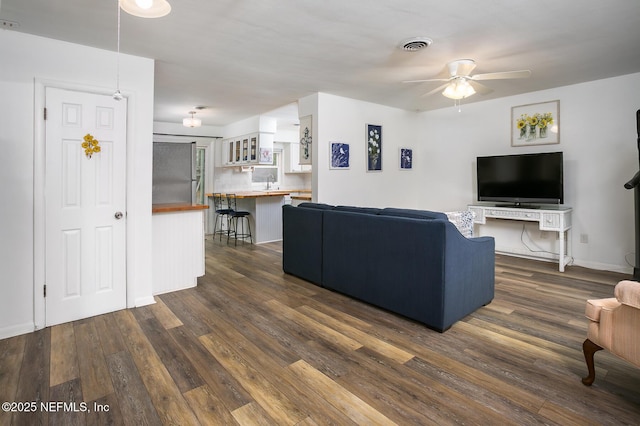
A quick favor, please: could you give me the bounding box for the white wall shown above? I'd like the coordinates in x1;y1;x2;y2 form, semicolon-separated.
422;74;640;273
306;73;640;273
0;30;156;339
301;93;421;206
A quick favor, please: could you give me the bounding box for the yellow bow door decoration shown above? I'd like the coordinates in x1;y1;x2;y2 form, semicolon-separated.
82;134;101;159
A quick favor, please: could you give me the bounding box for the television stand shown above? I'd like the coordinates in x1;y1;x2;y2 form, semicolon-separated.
495;203;541;209
468;204;572;272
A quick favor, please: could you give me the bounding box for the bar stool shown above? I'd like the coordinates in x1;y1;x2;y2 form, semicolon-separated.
226;194;253;245
212;193;232;241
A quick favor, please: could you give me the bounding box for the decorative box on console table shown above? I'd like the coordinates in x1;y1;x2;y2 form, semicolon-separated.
468;204;572;272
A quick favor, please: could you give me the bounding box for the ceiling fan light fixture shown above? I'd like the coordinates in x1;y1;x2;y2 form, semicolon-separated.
183;111;202;128
135;0;153;9
120;0;171;18
442;78;476;100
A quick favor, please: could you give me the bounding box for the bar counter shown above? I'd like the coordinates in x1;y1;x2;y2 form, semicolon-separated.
151;203;208;295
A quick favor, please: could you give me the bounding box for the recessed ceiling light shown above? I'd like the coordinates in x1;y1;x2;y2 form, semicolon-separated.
399;37;433;52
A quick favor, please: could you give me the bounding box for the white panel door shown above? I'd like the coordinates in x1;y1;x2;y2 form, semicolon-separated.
45;88;127;326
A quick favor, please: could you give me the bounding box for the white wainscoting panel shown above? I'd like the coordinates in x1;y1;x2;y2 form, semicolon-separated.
152;210;205;295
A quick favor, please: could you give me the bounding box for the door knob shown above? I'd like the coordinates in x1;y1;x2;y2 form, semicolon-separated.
115;211;124;220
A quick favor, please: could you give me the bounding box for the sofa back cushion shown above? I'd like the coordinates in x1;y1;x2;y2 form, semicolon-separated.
298;202;335;210
378;207;448;221
334;205;382;215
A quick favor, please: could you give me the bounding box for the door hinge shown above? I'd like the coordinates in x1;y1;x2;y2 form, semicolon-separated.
43;285;47;298
43;107;47;120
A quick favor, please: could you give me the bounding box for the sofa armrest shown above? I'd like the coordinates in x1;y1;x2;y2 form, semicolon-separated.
282;204;326;285
442;224;495;328
585;297;619;322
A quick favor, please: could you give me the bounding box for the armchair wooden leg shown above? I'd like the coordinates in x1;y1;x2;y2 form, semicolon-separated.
582;338;603;386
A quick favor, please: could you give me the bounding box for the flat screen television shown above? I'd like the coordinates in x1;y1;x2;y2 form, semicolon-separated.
476;152;563;206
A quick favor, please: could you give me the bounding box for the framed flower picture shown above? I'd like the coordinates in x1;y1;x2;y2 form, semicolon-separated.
329;142;349;169
259;147;273;164
400;148;412;170
366;124;382;171
511;100;560;147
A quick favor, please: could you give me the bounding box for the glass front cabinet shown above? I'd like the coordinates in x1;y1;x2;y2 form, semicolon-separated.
222;132;272;166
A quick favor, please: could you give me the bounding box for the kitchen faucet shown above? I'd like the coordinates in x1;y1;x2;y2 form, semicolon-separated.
266;175;272;190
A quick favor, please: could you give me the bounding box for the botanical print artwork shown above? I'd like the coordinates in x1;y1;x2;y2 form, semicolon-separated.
367;124;382;171
299;115;312;164
259;147;273;164
516;112;553;140
400;148;412;170
511;100;560;146
330;142;349;169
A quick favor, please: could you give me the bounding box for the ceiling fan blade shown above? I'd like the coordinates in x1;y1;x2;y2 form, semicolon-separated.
471;70;531;81
468;80;493;95
402;78;450;84
421;83;450;97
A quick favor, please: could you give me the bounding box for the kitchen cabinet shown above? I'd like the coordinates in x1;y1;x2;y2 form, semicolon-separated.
222;133;272;166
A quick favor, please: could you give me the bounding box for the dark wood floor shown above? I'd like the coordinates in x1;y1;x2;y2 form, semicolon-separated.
2;237;640;425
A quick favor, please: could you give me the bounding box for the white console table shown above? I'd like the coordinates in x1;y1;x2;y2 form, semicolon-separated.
468;204;572;272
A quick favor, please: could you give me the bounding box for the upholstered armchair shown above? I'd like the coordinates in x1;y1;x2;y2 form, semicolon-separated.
582;280;640;385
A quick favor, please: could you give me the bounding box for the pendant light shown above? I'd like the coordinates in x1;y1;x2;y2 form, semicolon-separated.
183;111;202;128
120;0;171;18
113;0;123;101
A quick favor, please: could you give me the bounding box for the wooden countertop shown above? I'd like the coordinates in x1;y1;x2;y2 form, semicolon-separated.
206;190;306;199
291;195;312;200
152;203;209;214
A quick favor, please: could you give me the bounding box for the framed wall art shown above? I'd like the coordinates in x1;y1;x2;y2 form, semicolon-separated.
329;142;350;169
299;115;312;164
511;100;560;147
400;148;413;170
259;147;273;164
366;124;382;171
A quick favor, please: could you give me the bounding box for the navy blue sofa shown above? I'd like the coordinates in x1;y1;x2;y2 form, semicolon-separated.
282;202;495;332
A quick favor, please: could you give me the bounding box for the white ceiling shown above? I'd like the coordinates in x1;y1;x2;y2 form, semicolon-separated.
2;0;640;128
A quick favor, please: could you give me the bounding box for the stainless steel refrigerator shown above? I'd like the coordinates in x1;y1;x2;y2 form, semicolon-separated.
152;141;196;204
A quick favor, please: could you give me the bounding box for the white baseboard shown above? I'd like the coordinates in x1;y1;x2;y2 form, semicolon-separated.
498;247;633;276
572;259;633;276
0;322;35;340
134;296;156;307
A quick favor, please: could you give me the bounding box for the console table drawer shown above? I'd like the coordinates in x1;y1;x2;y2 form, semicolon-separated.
542;213;561;230
486;209;540;220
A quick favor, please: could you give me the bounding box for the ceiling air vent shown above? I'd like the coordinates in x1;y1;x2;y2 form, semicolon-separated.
399;37;432;52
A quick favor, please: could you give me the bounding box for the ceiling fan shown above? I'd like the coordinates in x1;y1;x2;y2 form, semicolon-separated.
403;59;531;100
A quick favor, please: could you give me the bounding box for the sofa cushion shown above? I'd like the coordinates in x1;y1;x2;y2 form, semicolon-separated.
334;205;382;215
615;280;640;309
378;207;448;221
298;202;335;210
